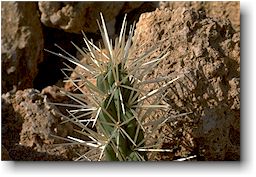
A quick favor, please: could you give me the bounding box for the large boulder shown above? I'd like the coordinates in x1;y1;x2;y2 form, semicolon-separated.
1;2;44;93
133;7;240;160
38;2;144;35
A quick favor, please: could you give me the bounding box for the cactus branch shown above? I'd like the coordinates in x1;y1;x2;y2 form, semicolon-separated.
46;13;188;161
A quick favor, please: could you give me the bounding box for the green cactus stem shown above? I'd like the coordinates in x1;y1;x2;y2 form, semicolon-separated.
96;63;145;160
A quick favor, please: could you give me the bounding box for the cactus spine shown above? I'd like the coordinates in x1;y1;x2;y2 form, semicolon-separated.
47;13;183;161
96;62;145;160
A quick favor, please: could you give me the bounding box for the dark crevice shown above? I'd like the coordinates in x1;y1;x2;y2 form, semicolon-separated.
115;2;158;35
33;26;99;91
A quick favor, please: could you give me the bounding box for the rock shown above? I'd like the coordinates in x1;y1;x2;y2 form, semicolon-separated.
133;7;240;160
1;91;23;151
1;88;89;160
1;2;44;93
159;1;240;32
38;2;143;35
1;145;11;160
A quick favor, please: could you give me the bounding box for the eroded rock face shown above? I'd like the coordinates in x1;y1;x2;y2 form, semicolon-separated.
38;2;143;35
1;2;44;93
1;88;89;160
159;1;240;32
133;8;240;160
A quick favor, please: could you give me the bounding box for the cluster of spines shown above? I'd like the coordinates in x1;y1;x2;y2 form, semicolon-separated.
46;13;183;161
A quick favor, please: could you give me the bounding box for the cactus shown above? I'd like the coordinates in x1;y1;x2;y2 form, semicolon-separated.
46;13;183;161
96;62;143;161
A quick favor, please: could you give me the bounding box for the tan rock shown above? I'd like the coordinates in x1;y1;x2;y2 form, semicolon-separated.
133;7;240;160
1;2;44;93
38;2;143;35
159;1;240;32
1;88;89;160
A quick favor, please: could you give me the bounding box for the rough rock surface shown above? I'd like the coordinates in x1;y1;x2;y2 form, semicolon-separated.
1;2;44;93
133;7;240;160
159;1;240;32
1;88;88;160
38;2;143;35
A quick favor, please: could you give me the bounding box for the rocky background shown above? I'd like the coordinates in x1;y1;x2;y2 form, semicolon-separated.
1;1;240;161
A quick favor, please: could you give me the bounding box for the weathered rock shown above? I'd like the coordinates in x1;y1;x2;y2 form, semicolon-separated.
159;1;240;32
133;7;240;160
1;88;89;160
1;2;44;93
38;2;143;35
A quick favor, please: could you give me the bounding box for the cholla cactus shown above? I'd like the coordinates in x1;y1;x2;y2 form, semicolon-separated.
46;13;183;161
